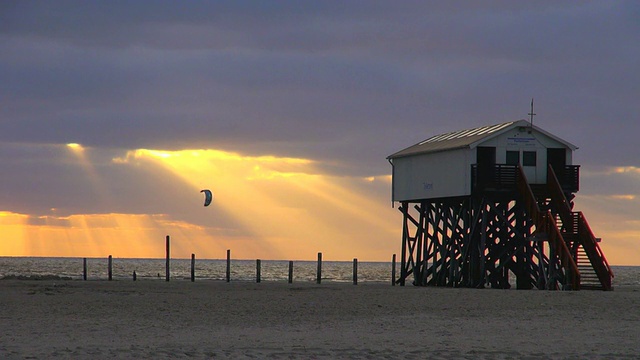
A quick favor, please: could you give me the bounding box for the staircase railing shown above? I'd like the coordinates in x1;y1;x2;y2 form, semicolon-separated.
546;165;575;228
546;165;613;290
577;213;613;290
516;165;580;290
541;210;581;289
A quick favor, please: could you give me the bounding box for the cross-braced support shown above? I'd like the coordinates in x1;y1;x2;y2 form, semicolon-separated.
398;195;574;290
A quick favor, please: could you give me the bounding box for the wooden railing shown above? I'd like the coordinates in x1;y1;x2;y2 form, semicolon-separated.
577;212;613;290
546;165;575;226
546;165;613;290
472;164;579;193
541;210;581;289
470;163;606;290
516;165;580;290
471;164;518;191
554;165;580;193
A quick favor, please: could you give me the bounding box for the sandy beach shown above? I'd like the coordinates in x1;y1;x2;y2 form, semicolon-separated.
0;280;638;359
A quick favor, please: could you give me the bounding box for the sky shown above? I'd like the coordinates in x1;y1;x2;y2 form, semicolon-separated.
1;1;639;264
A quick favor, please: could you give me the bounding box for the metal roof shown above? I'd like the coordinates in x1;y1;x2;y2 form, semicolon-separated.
387;120;577;159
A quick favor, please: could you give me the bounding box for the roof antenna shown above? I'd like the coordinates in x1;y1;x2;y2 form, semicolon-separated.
528;98;536;127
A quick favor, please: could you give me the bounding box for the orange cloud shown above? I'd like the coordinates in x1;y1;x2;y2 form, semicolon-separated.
1;148;400;261
4;145;639;266
113;148;399;261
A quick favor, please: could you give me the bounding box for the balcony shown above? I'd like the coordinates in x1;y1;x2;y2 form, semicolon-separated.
471;164;579;194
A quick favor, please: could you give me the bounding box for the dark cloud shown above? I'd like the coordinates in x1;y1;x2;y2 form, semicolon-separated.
1;1;639;218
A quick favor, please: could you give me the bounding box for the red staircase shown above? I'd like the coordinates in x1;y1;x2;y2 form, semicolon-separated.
545;165;614;290
515;165;580;290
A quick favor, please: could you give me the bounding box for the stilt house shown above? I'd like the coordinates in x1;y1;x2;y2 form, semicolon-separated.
387;119;613;290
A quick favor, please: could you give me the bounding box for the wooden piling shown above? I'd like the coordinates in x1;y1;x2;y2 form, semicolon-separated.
256;259;261;283
133;270;137;281
392;254;396;286
165;235;170;282
108;255;113;281
353;258;358;285
226;249;231;282
288;261;294;284
83;258;87;281
191;254;195;282
316;252;322;284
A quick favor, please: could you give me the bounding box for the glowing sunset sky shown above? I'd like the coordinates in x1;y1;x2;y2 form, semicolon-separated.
1;1;639;263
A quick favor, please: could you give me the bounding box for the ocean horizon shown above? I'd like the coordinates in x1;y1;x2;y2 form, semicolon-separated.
1;256;638;287
0;256;396;283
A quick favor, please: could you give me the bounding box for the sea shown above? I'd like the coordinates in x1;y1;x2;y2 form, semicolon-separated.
0;257;395;283
0;257;638;287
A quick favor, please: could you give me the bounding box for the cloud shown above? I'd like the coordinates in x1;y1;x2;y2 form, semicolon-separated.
609;195;636;201
579;166;640;198
613;166;640;175
2;2;638;170
0;145;400;260
1;1;639;262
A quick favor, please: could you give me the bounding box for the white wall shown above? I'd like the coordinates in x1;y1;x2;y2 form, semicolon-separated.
391;125;576;201
479;126;571;184
392;148;470;201
391;125;576;202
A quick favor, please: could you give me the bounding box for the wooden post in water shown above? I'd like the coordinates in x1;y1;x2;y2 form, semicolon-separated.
108;255;113;281
353;258;358;285
83;258;87;281
288;261;294;284
133;270;137;281
316;252;322;284
191;254;196;282
165;235;170;282
391;254;396;286
256;259;261;283
226;249;231;282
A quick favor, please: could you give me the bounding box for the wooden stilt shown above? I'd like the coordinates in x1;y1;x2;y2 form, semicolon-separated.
316;252;322;284
191;254;195;282
353;258;358;285
256;259;261;283
288;261;294;284
165;235;170;282
83;258;87;281
391;254;396;286
226;249;231;283
108;255;112;281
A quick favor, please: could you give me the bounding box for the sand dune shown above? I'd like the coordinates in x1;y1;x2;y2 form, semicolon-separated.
0;280;638;359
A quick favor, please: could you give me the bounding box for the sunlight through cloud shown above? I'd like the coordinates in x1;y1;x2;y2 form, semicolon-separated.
2;147;399;261
113;148;398;260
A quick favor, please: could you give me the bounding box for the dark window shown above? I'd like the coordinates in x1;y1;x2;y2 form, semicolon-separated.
523;151;537;166
547;148;566;172
506;151;519;165
477;147;496;166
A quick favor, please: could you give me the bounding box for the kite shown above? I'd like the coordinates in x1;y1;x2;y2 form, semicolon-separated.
200;189;213;207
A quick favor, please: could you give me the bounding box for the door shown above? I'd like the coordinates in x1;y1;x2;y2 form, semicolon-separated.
476;147;496;187
477;146;496;166
547;148;566;172
547;148;567;185
522;150;538;183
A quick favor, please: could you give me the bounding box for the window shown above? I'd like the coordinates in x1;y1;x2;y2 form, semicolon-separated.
523;151;537;167
506;151;519;165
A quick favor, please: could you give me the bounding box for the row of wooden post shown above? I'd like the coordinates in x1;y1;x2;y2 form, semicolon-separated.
84;236;399;285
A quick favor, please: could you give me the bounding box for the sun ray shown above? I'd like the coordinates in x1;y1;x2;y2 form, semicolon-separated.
0;211;29;255
65;143;113;209
114;148;399;260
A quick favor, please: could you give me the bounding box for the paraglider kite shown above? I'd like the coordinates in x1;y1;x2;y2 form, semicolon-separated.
200;189;213;207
